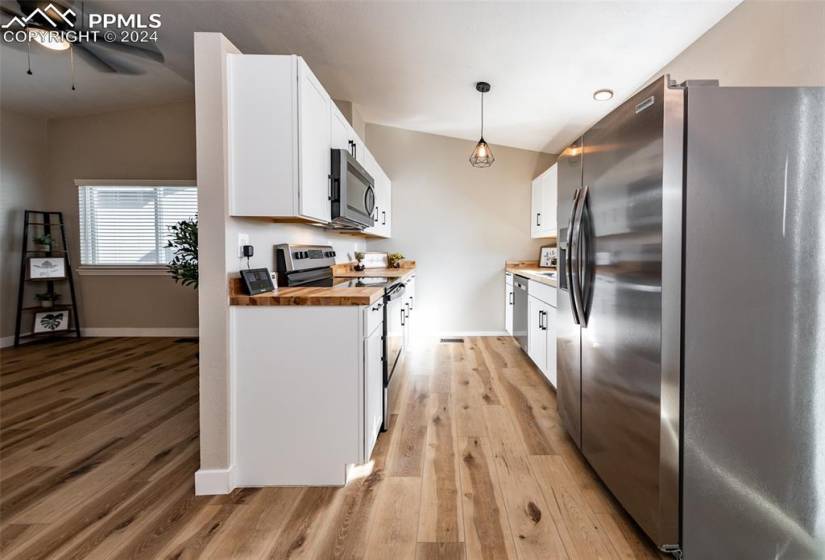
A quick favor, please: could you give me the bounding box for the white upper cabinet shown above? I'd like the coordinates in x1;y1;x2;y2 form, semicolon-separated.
361;147;392;238
227;54;391;235
331;104;353;151
297;62;332;223
530;163;558;238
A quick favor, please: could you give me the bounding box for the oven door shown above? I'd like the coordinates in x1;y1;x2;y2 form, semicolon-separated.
385;283;406;381
330;149;375;229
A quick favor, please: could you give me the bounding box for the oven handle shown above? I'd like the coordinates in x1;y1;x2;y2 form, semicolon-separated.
385;282;406;301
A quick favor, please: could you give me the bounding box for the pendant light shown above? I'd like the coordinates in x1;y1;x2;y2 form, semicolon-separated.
469;82;495;168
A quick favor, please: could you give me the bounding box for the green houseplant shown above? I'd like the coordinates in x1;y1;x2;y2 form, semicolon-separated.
167;216;198;289
35;292;60;308
387;252;405;268
354;251;366;271
33;234;53;251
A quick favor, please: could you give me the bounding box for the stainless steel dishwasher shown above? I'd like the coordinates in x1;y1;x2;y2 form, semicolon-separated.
513;275;528;350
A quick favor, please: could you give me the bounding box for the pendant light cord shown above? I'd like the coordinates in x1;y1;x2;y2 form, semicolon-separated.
480;90;484;138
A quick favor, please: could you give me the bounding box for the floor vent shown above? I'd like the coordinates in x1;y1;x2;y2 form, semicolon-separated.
440;338;465;343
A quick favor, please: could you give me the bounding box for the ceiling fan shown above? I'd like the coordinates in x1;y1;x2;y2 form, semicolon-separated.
0;0;165;76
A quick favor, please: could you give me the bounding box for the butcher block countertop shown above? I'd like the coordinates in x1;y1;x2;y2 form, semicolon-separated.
229;262;416;306
332;263;415;280
505;260;558;288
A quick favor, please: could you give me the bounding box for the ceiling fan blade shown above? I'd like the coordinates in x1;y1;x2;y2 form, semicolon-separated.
0;4;24;19
73;42;117;73
92;40;165;64
74;42;146;75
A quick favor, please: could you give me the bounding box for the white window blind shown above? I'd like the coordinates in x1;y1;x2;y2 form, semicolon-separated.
78;185;197;266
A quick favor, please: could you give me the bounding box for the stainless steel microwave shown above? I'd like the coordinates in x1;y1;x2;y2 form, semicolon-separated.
329;149;375;230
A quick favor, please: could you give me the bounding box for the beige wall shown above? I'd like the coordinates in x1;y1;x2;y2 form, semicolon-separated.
0;110;49;342
657;0;825;86
45;101;199;332
365;123;555;334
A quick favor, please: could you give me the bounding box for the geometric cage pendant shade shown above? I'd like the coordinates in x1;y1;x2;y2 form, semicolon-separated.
469;81;495;168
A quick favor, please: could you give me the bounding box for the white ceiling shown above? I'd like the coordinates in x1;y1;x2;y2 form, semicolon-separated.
0;1;740;153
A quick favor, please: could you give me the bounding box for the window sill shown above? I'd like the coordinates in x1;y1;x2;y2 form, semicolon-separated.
77;266;170;276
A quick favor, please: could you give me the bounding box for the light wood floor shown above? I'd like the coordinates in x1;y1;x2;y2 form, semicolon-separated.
0;336;661;559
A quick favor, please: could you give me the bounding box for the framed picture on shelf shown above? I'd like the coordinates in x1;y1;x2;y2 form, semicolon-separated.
33;310;70;334
28;257;66;279
538;245;558;268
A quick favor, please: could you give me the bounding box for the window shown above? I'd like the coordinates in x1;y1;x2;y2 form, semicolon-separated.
77;182;197;268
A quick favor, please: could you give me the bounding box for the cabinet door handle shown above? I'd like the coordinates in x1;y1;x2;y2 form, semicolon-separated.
537;212;541;227
509;291;514;305
401;308;406;326
328;174;332;201
382;211;386;225
410;295;414;310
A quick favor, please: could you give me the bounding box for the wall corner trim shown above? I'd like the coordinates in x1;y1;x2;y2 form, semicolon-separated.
194;465;237;495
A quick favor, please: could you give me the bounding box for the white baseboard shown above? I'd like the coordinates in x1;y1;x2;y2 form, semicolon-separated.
83;328;199;338
0;328;198;349
195;465;237;495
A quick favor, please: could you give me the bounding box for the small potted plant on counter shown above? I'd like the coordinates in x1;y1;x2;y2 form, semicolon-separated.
387;252;405;268
35;292;60;308
33;234;53;252
354;251;366;271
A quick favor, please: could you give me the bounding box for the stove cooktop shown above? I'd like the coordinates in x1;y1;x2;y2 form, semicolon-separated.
295;276;397;289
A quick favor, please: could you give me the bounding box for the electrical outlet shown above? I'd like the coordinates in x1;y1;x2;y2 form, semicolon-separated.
238;233;249;258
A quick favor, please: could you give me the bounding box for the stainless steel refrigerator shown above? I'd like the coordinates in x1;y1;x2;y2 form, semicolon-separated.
556;76;825;558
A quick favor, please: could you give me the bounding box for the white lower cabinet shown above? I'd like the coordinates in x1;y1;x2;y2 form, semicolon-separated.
401;274;415;348
544;306;557;387
528;295;550;373
364;310;384;460
233;302;384;487
505;273;514;335
526;280;557;387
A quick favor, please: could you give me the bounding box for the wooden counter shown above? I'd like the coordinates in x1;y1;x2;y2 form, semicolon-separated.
505;260;557;287
228;264;415;306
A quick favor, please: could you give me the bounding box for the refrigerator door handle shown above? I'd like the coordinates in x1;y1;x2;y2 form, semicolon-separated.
566;188;582;325
571;184;589;327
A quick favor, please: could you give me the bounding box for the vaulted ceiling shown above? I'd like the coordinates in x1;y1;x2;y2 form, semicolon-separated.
0;1;739;152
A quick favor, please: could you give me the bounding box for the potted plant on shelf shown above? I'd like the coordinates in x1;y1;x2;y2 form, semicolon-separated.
354;251;366;271
387;252;405;268
35;292;60;308
167;216;198;289
33;234;53;252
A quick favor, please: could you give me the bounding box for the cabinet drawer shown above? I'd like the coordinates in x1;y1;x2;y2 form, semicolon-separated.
528;280;557;307
364;299;385;335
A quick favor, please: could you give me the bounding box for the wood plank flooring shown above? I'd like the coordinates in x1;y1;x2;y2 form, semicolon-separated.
0;336;662;559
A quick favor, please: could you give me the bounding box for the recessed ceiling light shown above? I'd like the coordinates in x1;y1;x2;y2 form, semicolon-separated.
593;89;614;101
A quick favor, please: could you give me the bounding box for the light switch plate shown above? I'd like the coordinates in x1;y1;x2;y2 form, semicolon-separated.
238;233;250;257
